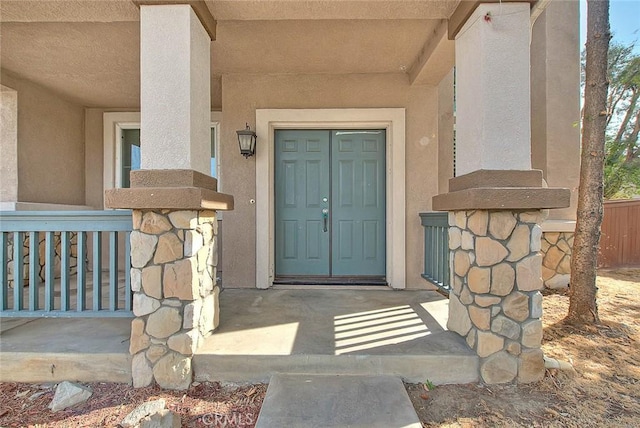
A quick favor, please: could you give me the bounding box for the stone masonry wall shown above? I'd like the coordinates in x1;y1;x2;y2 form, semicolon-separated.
541;232;574;290
129;209;219;390
6;232;78;288
447;210;545;384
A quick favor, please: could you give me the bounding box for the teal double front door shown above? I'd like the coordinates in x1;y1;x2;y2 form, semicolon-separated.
275;130;386;282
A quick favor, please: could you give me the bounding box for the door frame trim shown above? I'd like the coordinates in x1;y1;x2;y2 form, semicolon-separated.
256;108;406;289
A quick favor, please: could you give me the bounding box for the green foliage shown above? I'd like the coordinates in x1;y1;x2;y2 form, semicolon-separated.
604;140;640;199
595;40;640;199
424;379;436;391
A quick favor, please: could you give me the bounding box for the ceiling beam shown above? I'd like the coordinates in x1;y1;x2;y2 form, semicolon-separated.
448;0;536;40
530;0;552;27
408;20;454;86
132;0;216;40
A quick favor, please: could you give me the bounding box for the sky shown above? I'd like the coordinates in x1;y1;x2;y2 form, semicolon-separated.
580;0;640;52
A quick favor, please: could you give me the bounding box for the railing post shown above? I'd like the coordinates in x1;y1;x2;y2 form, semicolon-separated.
28;231;39;311
420;213;451;293
12;232;24;311
44;231;55;311
60;231;71;311
109;231;119;311
92;231;102;311
0;232;7;310
124;231;132;312
77;231;87;312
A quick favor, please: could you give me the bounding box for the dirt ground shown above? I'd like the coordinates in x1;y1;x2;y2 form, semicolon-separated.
406;268;640;427
1;269;638;427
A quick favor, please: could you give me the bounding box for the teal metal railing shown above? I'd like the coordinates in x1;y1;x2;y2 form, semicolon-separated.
419;212;450;294
0;211;133;317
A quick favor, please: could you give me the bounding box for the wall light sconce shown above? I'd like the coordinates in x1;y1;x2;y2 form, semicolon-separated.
237;123;257;158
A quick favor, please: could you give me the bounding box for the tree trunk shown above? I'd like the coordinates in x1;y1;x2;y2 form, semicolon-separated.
566;0;610;325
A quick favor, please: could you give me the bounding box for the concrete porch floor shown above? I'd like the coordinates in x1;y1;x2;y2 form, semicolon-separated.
0;317;132;383
0;288;479;385
194;289;479;384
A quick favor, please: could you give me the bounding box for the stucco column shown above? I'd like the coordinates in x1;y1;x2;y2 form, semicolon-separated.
531;1;581;290
434;3;570;384
139;4;211;174
455;3;531;175
106;3;231;390
531;0;580;219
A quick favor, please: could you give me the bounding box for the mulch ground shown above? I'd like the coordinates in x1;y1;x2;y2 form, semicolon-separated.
0;381;266;427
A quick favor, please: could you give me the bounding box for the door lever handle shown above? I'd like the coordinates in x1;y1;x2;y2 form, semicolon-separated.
322;208;329;232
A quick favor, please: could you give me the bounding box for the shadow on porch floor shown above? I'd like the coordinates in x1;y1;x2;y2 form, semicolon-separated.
194;289;479;385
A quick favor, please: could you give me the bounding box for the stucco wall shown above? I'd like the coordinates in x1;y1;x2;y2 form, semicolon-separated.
0;85;18;202
1;71;85;205
530;1;581;220
221;73;440;289
84;108;106;208
438;69;455;193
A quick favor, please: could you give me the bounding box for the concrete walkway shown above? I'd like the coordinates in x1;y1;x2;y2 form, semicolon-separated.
255;374;421;428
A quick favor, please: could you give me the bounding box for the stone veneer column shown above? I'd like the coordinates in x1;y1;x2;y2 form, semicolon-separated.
541;231;574;290
447;209;546;383
129;209;219;389
435;2;571;384
433;170;569;384
106;170;233;390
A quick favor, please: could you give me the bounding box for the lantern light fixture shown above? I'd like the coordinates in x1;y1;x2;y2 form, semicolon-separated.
236;123;257;158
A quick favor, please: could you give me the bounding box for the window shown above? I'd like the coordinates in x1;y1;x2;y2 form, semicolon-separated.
210;128;217;178
104;112;222;197
119;127;218;188
121;129;140;188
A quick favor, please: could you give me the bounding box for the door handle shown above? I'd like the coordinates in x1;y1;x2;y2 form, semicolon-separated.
322;208;329;232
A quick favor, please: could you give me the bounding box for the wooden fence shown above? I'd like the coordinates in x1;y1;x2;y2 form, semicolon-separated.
599;199;640;268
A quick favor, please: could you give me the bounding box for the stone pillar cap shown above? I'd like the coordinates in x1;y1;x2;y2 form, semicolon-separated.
105;169;233;211
433;169;570;211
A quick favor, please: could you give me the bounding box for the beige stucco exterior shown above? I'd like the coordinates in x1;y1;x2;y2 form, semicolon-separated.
531;0;581;221
218;73;440;289
84;108;108;209
437;70;455;195
0;0;581;290
0;84;18;203
0;71;85;206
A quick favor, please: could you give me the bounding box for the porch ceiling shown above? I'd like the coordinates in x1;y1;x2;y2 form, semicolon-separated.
1;0;460;22
212;19;441;75
0;0;457;108
206;0;459;20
